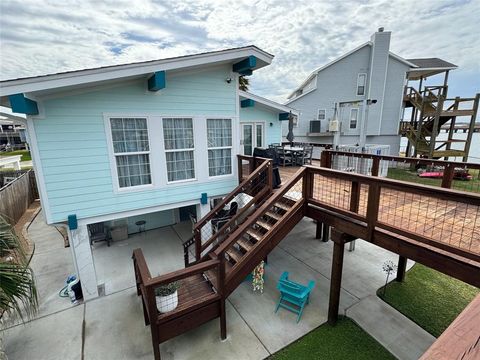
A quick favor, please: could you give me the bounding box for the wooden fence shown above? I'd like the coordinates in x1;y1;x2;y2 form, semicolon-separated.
0;170;39;225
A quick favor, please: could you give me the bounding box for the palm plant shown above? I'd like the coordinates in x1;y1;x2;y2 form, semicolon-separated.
0;215;38;321
239;76;249;91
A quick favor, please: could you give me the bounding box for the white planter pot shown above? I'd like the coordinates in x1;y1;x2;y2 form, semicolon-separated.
156;291;179;313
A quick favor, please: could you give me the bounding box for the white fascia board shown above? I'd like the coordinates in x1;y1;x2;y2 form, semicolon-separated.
388;52;418;68
407;66;458;72
287;42;372;99
239;90;299;115
0;47;273;97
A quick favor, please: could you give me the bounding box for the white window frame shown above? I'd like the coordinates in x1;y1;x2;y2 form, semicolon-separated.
350;108;359;129
317;109;326;121
356;73;367;96
163;117;197;184
105;116;154;193
207;118;233;178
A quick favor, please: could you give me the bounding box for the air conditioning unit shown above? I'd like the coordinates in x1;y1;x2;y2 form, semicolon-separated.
329;119;340;132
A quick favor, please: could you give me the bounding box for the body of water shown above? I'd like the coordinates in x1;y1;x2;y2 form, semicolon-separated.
400;132;480;164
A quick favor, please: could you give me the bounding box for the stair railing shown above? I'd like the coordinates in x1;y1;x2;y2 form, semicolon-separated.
192;158;273;263
214;167;307;288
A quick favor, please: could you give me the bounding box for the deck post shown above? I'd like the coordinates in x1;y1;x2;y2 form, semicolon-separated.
315;221;323;240
322;224;330;242
441;164;455;189
396;256;408;282
218;257;227;340
146;286;161;360
328;229;346;325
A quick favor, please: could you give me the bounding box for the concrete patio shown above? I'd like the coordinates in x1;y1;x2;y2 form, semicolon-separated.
2;211;435;360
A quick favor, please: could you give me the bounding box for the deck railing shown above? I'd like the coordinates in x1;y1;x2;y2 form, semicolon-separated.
191;157;273;263
306;165;480;262
321;150;480;194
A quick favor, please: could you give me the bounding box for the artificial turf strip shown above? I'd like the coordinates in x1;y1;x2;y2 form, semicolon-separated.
378;264;479;338
270;317;395;360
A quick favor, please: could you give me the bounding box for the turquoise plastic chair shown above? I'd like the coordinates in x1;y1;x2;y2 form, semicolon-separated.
275;272;315;323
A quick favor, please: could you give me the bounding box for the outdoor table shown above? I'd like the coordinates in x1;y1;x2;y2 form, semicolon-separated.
283;146;304;165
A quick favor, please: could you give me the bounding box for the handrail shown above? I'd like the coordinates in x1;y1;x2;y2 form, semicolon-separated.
199;185;270;255
148;259;220;287
322;150;480;170
133;248;152;282
194;159;271;230
304;165;480;262
214;167;306;257
305;165;480;203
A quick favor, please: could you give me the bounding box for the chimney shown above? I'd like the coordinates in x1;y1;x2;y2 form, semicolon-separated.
366;28;391;135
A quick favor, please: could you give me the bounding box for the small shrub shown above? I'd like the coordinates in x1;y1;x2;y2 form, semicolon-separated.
154;281;180;297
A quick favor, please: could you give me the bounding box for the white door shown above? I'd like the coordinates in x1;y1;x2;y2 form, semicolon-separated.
241;123;264;155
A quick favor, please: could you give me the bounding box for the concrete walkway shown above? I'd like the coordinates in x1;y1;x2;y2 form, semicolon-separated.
2;213;436;360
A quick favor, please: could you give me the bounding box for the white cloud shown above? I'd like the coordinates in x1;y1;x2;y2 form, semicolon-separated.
1;0;479;101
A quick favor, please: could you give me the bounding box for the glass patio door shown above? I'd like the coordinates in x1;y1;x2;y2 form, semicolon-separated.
241;123;264;155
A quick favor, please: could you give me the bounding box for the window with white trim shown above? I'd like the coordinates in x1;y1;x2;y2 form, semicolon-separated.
357;73;367;96
207;118;232;177
163;118;195;182
350;108;359;129
317;109;326;120
110;117;152;188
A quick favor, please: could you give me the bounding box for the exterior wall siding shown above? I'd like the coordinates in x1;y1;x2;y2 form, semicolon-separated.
284;43;407;155
34;65;239;223
240;105;282;145
284;45;371;139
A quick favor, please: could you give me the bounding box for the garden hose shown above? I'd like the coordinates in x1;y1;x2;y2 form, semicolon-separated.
59;285;69;298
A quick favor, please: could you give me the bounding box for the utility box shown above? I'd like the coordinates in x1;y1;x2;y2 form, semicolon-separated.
110;222;128;241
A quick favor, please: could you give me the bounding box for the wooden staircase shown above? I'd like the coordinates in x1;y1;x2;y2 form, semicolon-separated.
401;86;479;159
134;158;306;359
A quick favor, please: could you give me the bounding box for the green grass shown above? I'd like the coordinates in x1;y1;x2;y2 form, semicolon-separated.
270;317;395;360
387;167;480;193
378;264;479;338
0;150;31;162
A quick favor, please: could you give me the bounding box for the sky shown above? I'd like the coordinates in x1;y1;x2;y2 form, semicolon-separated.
0;0;479;103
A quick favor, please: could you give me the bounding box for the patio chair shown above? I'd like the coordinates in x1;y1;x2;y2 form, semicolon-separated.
296;146;313;165
211;201;238;233
275;271;315;323
88;222;111;247
277;147;293;167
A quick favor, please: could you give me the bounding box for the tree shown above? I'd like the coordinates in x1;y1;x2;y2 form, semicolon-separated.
239;76;249;91
0;215;38;322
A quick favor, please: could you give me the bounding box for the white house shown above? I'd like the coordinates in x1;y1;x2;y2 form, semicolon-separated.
284;28;430;154
0;46;297;299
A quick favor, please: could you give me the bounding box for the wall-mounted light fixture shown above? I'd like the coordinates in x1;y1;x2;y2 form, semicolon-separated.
225;78;232;83
270;122;273;127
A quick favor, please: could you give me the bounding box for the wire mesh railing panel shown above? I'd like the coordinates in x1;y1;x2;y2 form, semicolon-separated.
328;151;480;194
377;187;480;255
311;173;353;213
196;162;271;259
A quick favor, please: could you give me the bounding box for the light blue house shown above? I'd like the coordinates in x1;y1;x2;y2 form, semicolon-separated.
0;46;297;299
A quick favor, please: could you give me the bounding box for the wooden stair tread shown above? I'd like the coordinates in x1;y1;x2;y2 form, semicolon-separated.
256;219;273;230
226;248;243;263
246;228;264;241
265;211;282;221
274;202;291;211
237;237;253;251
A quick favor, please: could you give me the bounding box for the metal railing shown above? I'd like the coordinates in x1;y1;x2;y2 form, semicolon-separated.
190;157;273;263
321;150;480;194
306;165;480;261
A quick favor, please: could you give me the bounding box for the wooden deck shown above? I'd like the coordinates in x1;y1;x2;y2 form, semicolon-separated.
279;164;480;257
156;273;218;323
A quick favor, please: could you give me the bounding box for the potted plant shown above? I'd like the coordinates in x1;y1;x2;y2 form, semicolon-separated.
155;281;180;313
